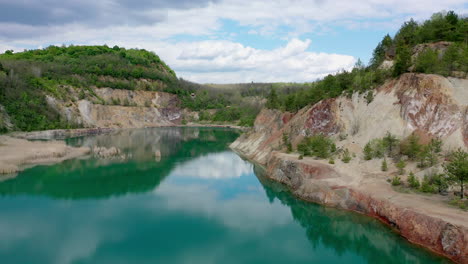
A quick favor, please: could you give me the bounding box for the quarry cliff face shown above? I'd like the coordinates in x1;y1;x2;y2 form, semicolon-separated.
232;73;468;163
47;88;184;128
231;73;468;263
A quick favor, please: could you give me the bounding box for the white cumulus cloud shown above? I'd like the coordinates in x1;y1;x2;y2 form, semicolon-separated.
151;38;356;83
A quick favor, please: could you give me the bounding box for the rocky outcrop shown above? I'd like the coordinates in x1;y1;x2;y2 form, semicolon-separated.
46;88;184;128
94;87;180;108
92;146;126;159
231;73;468;263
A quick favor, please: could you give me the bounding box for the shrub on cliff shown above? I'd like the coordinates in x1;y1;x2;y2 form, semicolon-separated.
407;172;420;188
381;158;388;171
341;149;352;163
363;142;373;160
400;134;421;160
391;176;401;186
420;177;437;193
297;134;336;159
396;159;406;175
365;138;386;159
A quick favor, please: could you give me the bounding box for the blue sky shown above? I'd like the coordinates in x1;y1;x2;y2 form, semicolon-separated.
0;0;467;83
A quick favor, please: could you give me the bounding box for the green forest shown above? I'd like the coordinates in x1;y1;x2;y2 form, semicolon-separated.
0;11;466;132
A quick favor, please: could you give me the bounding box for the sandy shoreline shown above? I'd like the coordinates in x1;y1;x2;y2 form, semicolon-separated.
0;136;90;175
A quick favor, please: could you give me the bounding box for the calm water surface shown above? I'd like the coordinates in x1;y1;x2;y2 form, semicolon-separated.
0;128;448;264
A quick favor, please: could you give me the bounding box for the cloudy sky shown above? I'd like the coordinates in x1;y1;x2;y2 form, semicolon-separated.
0;0;467;83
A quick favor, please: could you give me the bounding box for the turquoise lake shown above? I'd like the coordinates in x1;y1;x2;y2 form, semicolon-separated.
0;127;449;264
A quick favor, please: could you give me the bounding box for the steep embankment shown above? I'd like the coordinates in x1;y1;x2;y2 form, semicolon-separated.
231;73;468;263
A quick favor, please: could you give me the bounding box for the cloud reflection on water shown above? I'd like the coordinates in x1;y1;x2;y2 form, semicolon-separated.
169;151;252;179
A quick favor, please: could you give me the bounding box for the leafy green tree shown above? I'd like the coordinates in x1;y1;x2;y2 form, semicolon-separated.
444;149;468;199
393;44;411;77
414;49;439;73
394;19;419;46
370;34;393;68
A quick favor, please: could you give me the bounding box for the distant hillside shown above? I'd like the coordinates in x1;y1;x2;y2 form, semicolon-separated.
0;45;178;131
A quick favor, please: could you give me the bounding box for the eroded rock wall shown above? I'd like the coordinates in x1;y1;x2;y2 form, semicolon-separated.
233;73;468;157
47;88;184;128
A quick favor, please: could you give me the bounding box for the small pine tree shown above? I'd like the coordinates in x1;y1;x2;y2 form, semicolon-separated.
381;158;388;172
383;131;398;154
396;159;406;175
363;142;373;160
430;138;443;153
266;87;280;109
